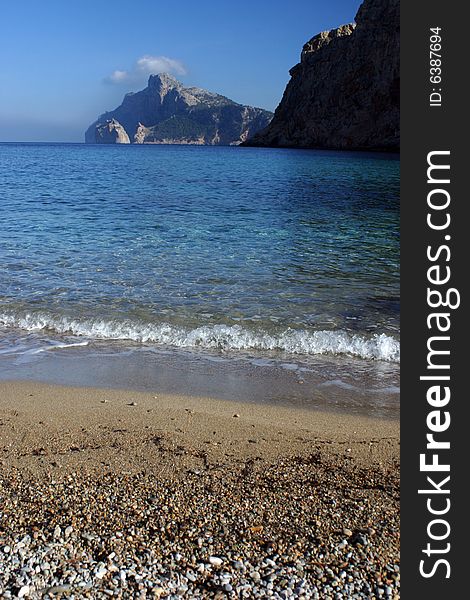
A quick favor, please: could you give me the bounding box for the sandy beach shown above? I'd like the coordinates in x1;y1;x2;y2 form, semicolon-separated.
0;381;399;599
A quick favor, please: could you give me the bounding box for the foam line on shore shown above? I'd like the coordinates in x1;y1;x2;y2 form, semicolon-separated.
0;311;400;362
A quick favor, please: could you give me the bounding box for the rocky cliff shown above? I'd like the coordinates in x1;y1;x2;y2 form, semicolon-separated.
244;0;399;151
94;119;130;144
85;73;273;145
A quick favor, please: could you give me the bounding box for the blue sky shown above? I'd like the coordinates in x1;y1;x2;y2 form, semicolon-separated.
0;0;361;142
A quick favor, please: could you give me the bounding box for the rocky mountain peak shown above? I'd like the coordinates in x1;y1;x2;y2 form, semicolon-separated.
147;72;182;93
85;75;273;145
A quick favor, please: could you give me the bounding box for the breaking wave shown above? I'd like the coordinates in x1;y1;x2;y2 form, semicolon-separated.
0;311;400;362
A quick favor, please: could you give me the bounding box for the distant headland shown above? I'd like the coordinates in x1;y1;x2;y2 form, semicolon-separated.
85;73;273;146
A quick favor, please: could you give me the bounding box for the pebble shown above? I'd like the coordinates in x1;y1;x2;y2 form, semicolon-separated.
46;585;72;595
265;558;277;567
352;533;369;546
0;448;399;600
95;567;108;579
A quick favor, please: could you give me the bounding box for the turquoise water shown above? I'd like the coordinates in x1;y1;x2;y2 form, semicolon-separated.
0;143;399;400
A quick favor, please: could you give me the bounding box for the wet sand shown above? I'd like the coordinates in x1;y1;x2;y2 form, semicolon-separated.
0;345;400;419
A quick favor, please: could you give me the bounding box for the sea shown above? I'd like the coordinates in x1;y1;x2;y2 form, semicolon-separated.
0;143;400;417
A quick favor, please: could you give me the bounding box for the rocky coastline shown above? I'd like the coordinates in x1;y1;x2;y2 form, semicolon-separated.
244;0;399;151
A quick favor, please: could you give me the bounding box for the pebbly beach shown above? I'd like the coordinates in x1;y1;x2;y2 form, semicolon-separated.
0;381;399;599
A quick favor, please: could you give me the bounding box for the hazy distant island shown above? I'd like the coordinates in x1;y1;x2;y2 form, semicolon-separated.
244;0;399;151
85;73;273;145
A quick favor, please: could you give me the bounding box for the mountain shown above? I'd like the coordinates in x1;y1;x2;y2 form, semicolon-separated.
244;0;399;151
85;73;273;145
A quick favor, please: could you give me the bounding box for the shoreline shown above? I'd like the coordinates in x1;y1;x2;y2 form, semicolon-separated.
0;342;400;420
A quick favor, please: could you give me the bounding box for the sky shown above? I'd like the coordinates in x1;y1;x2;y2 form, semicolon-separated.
0;0;361;142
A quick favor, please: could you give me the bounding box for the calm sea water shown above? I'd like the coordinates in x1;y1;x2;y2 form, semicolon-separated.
0;143;399;408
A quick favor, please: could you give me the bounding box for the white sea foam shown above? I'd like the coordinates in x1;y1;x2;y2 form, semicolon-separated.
0;311;400;362
27;341;90;355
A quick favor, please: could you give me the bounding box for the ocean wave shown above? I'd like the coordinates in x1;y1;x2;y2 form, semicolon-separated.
0;311;400;362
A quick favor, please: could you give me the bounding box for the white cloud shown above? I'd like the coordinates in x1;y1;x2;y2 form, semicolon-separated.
104;55;187;85
137;55;187;76
108;70;129;83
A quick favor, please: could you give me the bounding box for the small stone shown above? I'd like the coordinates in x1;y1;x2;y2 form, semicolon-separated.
265;558;276;567
129;401;138;406
96;567;108;579
64;525;73;537
209;556;223;567
352;532;368;546
233;414;240;418
47;586;72;595
18;587;30;598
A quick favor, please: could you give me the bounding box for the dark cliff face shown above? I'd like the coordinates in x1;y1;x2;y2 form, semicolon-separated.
244;0;399;151
85;73;273;145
